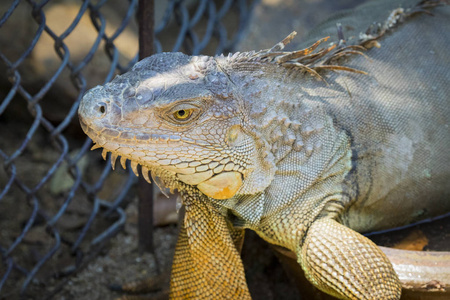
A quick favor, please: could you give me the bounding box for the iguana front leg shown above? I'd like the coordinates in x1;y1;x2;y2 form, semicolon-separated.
170;188;250;299
298;218;401;300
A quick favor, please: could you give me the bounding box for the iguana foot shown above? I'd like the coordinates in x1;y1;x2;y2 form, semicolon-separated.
298;218;401;299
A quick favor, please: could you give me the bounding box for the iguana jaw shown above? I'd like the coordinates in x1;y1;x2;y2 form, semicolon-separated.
79;115;244;199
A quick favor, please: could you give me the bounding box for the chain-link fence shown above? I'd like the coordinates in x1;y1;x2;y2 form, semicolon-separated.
0;0;256;298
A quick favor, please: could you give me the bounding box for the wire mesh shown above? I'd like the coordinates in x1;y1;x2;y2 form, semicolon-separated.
0;0;256;298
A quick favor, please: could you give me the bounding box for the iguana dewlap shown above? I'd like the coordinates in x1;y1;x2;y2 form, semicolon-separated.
78;0;450;299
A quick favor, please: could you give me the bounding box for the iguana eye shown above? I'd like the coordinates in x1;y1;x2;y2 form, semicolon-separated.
173;109;194;121
168;103;202;124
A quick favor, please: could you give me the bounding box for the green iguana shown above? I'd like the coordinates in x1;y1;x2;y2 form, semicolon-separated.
78;0;450;299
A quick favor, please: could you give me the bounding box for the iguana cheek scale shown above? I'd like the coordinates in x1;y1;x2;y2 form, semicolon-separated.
176;169;243;199
196;171;243;199
78;0;450;299
177;124;244;199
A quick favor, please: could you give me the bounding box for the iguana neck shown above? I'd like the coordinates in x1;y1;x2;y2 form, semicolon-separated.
211;71;354;242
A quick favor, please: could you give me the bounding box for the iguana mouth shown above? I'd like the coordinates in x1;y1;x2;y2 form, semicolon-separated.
92;142;177;197
80;115;173;194
80;116;245;200
93;143;243;199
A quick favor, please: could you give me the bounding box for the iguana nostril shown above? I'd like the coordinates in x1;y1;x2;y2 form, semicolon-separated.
96;102;107;118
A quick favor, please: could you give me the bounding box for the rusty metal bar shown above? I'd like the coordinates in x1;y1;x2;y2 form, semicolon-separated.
139;0;155;58
137;0;155;253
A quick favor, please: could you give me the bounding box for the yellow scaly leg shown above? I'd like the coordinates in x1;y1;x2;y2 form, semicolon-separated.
298;218;401;300
170;190;250;299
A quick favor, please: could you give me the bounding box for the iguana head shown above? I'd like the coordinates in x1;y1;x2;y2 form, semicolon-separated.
79;33;364;200
78;52;266;199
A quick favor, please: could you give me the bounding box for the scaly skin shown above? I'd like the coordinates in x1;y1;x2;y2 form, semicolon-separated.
78;0;450;299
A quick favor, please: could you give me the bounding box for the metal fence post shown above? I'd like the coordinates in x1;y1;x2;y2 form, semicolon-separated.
137;0;155;253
